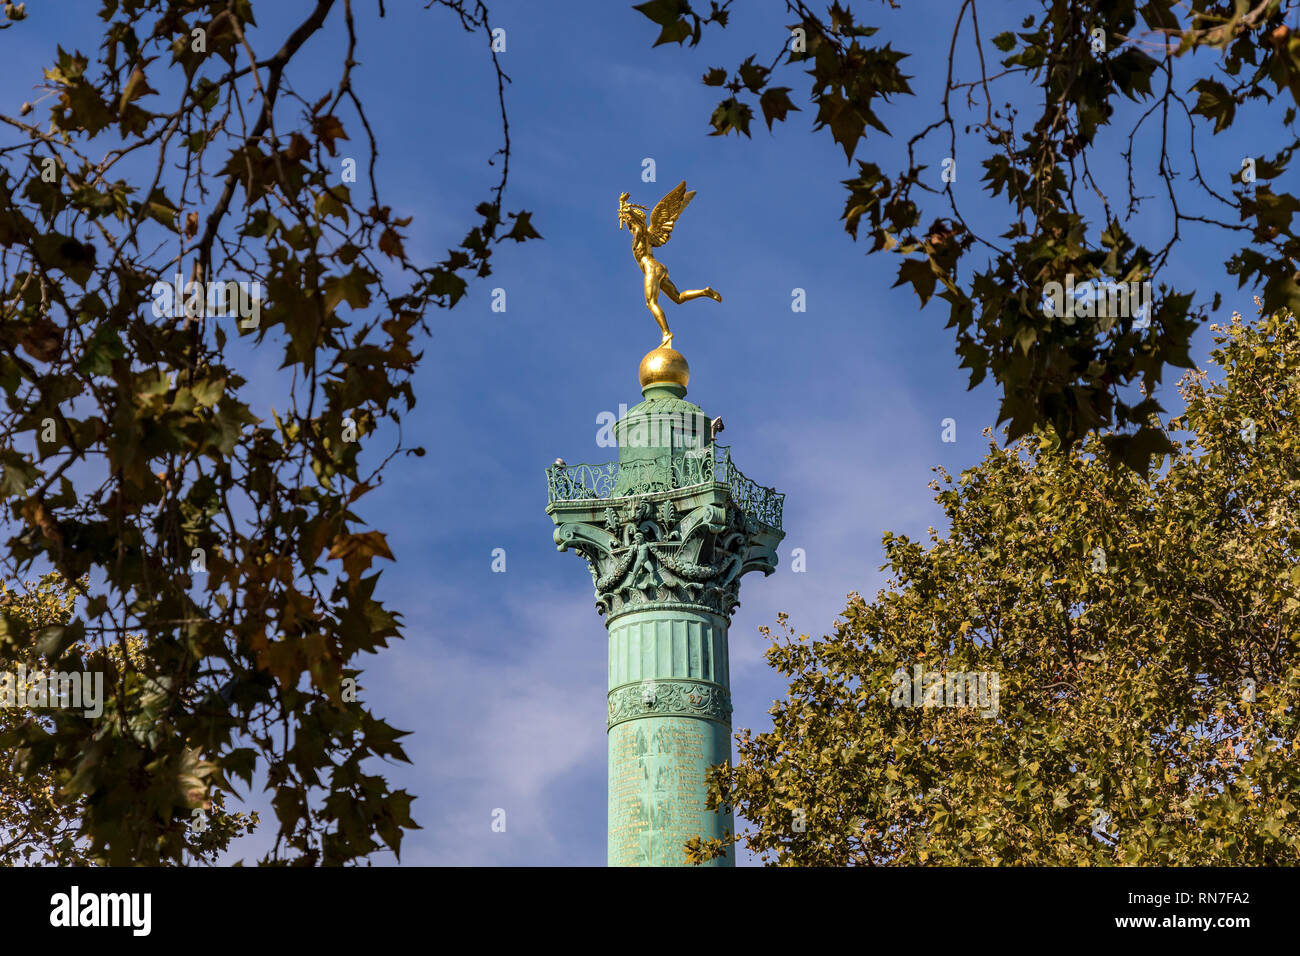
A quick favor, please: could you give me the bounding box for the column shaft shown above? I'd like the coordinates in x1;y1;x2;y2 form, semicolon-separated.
606;607;733;866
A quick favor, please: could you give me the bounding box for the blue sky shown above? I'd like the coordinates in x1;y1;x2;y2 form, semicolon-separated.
7;0;1285;865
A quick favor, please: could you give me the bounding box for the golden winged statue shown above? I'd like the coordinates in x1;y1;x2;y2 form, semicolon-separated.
618;181;721;349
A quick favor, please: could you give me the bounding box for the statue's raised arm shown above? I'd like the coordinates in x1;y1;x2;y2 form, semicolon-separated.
617;181;721;350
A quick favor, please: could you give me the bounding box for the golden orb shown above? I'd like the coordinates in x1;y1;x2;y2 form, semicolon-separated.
638;346;690;390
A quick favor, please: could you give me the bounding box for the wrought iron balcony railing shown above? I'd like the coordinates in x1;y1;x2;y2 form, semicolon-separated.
546;443;783;530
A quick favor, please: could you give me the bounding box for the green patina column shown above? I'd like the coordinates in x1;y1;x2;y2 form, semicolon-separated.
545;347;785;866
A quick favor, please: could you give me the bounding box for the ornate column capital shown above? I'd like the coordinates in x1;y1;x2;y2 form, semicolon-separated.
547;462;783;620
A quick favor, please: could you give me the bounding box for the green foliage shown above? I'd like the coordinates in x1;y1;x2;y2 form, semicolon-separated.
691;306;1300;865
0;0;535;864
0;573;257;864
0;573;93;865
635;0;1300;473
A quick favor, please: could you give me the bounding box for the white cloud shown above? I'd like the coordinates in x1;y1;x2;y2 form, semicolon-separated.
373;585;608;865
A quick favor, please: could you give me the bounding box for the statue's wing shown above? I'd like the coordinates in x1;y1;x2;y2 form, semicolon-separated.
648;181;696;247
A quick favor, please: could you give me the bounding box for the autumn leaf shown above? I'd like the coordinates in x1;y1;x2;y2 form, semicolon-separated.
312;113;348;156
329;530;396;578
378;227;405;259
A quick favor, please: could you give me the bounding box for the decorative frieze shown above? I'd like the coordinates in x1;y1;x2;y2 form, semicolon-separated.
607;678;732;729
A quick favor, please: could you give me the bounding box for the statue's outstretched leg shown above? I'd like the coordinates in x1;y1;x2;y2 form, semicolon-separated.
661;277;722;304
